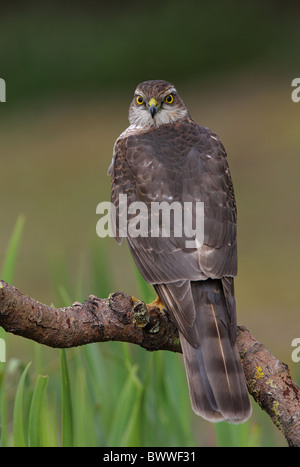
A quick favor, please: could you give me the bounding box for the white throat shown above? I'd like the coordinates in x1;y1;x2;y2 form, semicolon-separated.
129;105;188;128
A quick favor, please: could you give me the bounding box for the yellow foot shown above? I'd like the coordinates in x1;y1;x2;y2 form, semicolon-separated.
147;295;166;314
131;296;140;303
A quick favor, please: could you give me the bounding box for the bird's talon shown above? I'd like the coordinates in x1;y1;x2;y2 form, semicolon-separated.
131;296;140;304
147;296;166;314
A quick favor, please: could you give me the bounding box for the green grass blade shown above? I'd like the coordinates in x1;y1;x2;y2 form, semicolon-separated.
28;375;48;447
13;361;31;447
0;370;8;446
107;362;143;447
1;214;25;283
72;364;98;447
0;215;25;365
60;349;73;447
89;238;112;298
41;396;60;447
214;419;260;447
57;285;72;308
133;262;155;303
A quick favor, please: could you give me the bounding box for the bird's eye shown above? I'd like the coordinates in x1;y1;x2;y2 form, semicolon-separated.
136;96;144;105
164;94;174;104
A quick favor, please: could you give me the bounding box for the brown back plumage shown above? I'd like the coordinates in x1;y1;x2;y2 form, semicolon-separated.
109;80;252;423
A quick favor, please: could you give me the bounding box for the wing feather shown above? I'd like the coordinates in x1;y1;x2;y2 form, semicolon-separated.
110;120;237;284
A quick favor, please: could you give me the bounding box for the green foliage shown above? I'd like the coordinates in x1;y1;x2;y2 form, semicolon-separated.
0;218;280;446
0;215;26;381
28;374;48;447
13;362;31;446
0;214;25;284
214;419;261;447
60;350;73;447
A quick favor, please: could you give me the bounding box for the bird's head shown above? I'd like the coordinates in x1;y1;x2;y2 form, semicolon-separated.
128;80;189;128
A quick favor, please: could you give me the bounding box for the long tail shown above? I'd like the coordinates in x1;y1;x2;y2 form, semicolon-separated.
155;278;252;423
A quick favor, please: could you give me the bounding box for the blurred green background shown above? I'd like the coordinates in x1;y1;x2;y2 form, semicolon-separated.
0;0;300;447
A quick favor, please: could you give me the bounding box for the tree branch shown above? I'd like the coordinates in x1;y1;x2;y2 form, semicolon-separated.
0;279;299;446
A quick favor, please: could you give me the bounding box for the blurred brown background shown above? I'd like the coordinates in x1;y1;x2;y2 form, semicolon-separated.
0;0;299;376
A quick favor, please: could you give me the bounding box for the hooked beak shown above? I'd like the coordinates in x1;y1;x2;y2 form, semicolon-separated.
148;97;159;118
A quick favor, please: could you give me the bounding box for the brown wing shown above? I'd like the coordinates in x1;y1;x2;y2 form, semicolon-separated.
110;119;237;335
111;119;236;280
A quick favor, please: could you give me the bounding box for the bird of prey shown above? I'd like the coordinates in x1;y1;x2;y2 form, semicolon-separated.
108;80;251;423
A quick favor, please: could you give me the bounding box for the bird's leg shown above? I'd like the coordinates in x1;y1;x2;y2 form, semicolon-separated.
131;296;140;303
131;295;166;314
147;295;167;314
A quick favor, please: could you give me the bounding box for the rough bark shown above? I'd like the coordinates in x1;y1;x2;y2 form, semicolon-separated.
236;326;300;447
0;279;299;446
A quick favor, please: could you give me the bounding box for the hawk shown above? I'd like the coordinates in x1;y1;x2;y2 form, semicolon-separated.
108;80;251;423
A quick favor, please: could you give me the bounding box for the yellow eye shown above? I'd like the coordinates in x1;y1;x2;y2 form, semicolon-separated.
164;94;174;104
136;96;144;105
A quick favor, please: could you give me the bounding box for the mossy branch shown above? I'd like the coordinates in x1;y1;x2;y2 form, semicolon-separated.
0;280;299;446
